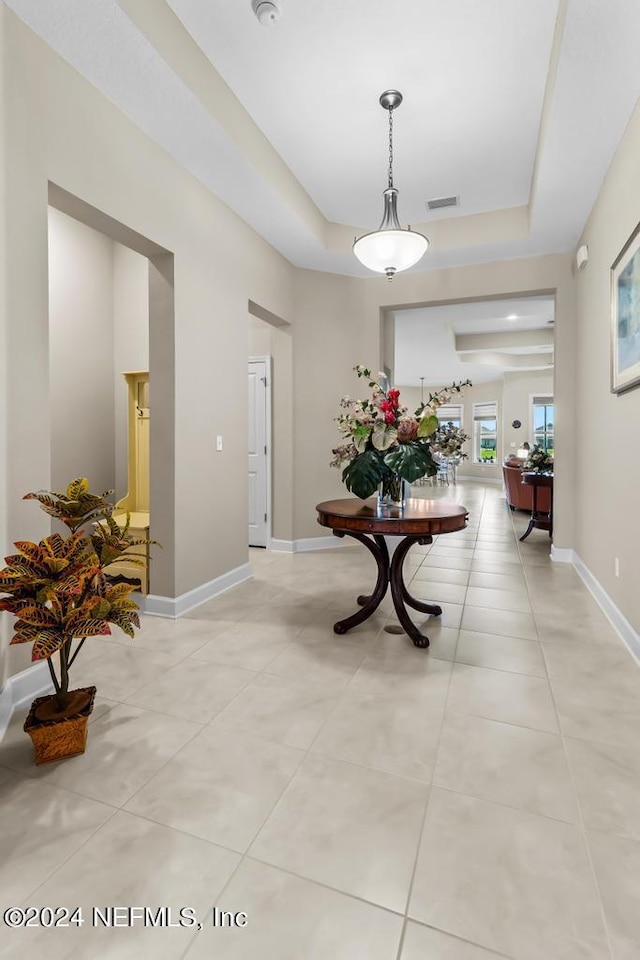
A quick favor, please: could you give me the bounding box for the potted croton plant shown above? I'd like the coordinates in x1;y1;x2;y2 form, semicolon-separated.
331;365;471;503
0;479;148;765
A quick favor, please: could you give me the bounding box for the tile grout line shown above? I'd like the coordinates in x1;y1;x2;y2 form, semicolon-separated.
513;501;617;960
537;636;617;960
394;483;485;960
175;616;389;956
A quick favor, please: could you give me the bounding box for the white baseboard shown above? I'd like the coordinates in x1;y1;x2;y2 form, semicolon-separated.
456;475;503;485
270;536;345;553
270;539;294;553
550;546;574;563
572;553;640;663
0;661;54;741
145;562;252;618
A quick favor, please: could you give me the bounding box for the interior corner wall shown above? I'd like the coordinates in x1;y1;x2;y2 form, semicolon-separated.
574;96;640;633
0;3;10;687
114;244;149;501
502;369;554;454
48;207;116;495
397;381;504;482
292;254;575;542
0;11;294;681
248;316;294;542
291;268;368;539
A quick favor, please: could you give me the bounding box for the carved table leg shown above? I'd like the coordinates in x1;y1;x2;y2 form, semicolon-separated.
389;536;434;648
519;518;536;542
332;532;389;634
356;535;389;606
399;536;442;617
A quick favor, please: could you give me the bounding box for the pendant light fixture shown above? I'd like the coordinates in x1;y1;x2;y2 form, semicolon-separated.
353;90;429;281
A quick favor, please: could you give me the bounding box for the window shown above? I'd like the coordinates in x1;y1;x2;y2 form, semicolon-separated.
473;401;498;463
436;403;463;429
532;395;554;455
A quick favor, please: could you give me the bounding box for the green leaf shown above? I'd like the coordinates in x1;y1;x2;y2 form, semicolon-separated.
417;415;439;438
371;421;398;451
384;443;437;483
342;450;384;499
353;426;371;454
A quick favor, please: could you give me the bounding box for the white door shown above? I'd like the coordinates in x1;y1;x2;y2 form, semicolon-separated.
248;359;269;547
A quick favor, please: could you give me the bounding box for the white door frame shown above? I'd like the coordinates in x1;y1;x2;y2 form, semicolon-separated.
249;355;272;548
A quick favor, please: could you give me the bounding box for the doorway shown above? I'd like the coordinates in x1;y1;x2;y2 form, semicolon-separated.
248;356;271;547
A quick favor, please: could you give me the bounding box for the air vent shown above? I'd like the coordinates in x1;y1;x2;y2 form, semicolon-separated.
426;195;459;211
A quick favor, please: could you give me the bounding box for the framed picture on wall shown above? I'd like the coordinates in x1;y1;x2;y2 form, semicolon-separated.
611;219;640;394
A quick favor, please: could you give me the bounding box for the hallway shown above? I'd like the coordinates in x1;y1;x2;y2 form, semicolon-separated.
0;481;639;959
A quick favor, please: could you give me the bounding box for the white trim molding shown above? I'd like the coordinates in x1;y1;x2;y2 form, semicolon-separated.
249;354;272;549
457;474;503;485
549;546;639;661
0;661;54;741
271;536;345;553
269;539;294;553
550;545;574;563
572;553;640;663
145;562;252;618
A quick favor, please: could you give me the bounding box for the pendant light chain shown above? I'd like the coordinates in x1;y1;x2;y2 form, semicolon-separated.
352;89;429;279
388;107;394;189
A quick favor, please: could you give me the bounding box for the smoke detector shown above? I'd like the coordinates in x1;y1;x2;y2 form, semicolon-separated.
252;0;281;26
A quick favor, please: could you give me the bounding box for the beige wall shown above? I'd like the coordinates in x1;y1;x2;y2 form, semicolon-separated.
291;268;367;539
248;315;294;541
114;245;149;502
400;369;555;478
502;369;554;454
291;256;576;542
0;6;8;679
1;8;592;688
48;208;116;494
398;381;503;482
574;97;640;632
0;9;294;682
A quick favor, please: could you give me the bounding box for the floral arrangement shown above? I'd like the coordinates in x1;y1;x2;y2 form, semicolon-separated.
433;421;469;460
331;366;471;499
523;444;553;473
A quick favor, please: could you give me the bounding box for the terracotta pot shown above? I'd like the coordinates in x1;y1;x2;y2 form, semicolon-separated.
24;686;97;765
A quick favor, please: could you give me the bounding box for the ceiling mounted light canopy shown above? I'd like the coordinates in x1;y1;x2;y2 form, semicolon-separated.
353;90;429;281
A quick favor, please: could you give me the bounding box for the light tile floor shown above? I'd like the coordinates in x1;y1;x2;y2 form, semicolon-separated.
1;481;639;959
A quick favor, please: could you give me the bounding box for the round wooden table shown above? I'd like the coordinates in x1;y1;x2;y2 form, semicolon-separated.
316;497;469;648
519;472;553;541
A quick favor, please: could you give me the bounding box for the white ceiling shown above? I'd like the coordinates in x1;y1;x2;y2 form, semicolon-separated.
167;0;557;227
5;0;640;275
394;297;555;386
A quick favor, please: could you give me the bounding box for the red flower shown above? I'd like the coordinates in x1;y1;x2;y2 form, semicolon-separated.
384;411;395;424
387;389;400;407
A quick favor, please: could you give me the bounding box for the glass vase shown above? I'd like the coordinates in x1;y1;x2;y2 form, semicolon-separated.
377;472;406;510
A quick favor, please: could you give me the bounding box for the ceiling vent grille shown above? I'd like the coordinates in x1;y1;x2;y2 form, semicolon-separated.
426;195;459;211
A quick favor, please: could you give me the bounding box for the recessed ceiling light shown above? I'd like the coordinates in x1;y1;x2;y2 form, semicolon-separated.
506;314;518;321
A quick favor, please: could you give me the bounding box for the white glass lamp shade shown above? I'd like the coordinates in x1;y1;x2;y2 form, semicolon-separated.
353;229;429;278
353;187;429;279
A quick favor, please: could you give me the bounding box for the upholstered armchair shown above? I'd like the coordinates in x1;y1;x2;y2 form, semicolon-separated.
503;457;551;513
